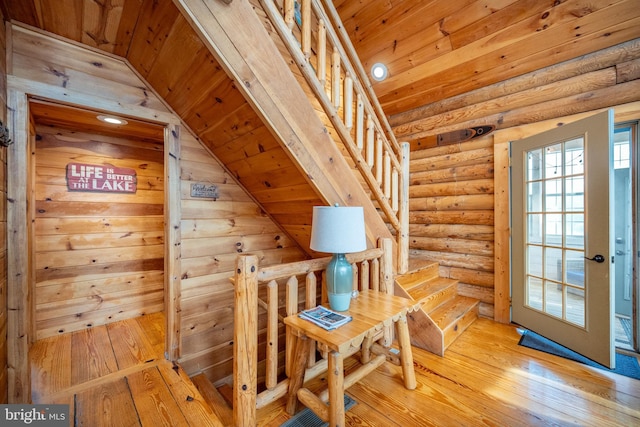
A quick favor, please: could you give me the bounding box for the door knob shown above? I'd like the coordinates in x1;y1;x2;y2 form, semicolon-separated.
585;254;605;263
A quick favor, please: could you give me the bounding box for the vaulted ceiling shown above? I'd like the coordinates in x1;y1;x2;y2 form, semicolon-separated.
2;0;637;143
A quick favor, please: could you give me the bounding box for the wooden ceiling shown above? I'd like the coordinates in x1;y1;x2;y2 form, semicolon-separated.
335;0;640;112
1;0;638;144
1;0;329;256
334;0;640;139
29;100;166;142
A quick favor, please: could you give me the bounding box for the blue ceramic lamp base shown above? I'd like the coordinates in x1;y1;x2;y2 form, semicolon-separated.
326;253;353;312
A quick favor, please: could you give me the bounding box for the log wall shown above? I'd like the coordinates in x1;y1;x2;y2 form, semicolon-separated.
409;138;495;318
0;11;7;404
399;40;640;322
33;126;165;339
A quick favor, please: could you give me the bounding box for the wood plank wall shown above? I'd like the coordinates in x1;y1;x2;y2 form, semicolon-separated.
33;126;165;339
0;12;7;403
8;24;308;387
177;131;305;382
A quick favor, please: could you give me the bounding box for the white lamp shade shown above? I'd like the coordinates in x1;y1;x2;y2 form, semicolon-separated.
310;206;367;254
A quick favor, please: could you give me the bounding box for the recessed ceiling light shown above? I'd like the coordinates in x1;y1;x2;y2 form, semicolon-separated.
97;115;128;125
371;63;388;81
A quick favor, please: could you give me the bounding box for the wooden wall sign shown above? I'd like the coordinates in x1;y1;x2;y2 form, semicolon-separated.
66;163;137;193
190;183;219;199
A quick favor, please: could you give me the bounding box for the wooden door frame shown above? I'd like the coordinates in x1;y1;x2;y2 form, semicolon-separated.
5;86;181;402
493;101;640;324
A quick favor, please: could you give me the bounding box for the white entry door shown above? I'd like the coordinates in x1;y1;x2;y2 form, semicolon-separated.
511;110;615;368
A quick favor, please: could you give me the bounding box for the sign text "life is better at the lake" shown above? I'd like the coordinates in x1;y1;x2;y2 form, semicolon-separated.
66;163;137;193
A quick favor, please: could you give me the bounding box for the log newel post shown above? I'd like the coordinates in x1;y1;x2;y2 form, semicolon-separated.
233;254;259;427
398;142;410;274
379;237;395;346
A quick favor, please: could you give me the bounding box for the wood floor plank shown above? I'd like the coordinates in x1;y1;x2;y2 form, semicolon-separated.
37;359;161;406
71;326;118;386
127;366;190;427
75;377;141;427
30;333;72;400
108;316;158;369
348;362;496;426
30;312;639;426
254;397;291;427
393;351;575;426
135;312;165;355
364;357;540;426
411;319;640;426
156;360;224;427
260;316;640;426
450;321;640;408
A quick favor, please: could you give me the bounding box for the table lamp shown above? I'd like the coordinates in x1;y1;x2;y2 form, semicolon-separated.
310;205;367;311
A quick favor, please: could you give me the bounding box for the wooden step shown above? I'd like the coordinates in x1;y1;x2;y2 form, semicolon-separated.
396;259;479;357
192;373;235;427
395;262;440;291
407;277;458;313
430;295;479;350
407;257;438;273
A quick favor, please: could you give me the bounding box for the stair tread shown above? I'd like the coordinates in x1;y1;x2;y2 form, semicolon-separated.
408;258;438;273
397;266;446;291
430;295;479;330
191;373;234;427
407;277;458;301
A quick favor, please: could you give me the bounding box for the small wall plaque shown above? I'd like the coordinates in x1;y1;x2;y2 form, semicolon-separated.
191;183;219;199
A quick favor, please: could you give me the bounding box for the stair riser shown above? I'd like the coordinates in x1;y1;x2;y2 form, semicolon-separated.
420;286;457;313
396;264;440;291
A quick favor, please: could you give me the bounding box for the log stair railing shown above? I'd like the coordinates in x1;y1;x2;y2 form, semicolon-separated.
260;0;410;273
394;262;479;357
230;238;406;426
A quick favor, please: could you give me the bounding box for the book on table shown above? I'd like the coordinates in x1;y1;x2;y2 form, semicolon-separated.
299;305;352;330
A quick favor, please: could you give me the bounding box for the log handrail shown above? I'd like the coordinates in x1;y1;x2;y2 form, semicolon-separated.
260;0;409;272
233;238;394;425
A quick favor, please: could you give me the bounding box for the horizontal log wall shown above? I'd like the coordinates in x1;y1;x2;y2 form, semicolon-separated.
399;40;640;322
34;126;165;339
409;139;495;318
393;39;640;148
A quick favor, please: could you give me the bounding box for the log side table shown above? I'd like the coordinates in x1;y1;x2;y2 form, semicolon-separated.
284;290;421;427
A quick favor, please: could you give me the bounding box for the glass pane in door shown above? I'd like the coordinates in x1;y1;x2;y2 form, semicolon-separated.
614;126;634;350
525;138;585;327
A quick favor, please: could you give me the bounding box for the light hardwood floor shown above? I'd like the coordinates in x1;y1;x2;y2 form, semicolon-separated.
259;318;640;426
30;312;223;427
30;313;640;426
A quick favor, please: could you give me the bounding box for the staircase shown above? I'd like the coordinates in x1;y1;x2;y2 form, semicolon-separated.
395;261;479;356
